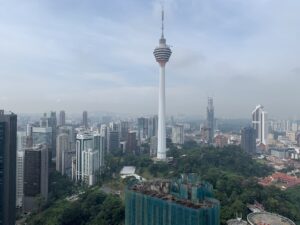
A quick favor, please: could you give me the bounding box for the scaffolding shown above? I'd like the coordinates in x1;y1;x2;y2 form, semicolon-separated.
125;174;220;225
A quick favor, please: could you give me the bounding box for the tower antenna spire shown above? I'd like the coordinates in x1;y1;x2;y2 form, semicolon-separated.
161;2;164;38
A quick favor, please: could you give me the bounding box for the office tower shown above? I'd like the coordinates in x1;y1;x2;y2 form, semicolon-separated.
153;9;172;160
93;134;105;172
26;124;33;147
100;124;108;152
58;110;66;126
125;175;220;225
83;111;88;128
32;127;52;155
120;121;129;141
16;151;24;208
109;122;120;132
126;131;138;153
58;125;76;150
107;130;120;153
150;136;158;157
49;112;57;158
23;144;48;212
137;117;149;142
39;112;57;158
0;110;17;225
75;132;93;181
40;113;48;127
207;97;215;144
82;149;99;186
148;115;158;138
56;133;70;174
241;127;256;154
252;105;268;145
171;124;184;145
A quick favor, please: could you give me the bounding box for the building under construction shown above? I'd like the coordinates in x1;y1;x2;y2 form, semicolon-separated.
125;174;220;225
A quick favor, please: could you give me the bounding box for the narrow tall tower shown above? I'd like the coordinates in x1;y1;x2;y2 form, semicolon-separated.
153;9;172;160
207;97;215;144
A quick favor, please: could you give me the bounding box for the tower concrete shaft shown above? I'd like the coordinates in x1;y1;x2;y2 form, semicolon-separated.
157;65;166;159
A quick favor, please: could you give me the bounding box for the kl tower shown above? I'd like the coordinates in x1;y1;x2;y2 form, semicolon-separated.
153;9;172;160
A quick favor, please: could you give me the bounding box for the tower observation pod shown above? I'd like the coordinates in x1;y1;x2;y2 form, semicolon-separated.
153;9;172;160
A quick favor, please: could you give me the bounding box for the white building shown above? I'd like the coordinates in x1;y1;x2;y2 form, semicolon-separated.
16;151;24;208
172;124;184;145
252;105;268;145
75;131;105;185
82;149;99;186
76;132;93;181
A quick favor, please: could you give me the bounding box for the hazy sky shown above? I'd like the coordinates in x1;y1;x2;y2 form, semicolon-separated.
0;0;300;118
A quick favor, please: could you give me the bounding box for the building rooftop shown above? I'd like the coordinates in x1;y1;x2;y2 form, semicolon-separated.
120;166;136;175
128;179;219;210
247;212;295;225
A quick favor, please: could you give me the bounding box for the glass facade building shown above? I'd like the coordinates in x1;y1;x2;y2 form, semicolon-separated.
0;111;17;225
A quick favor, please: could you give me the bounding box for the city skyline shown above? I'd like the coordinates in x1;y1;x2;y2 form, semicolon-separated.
1;0;300;118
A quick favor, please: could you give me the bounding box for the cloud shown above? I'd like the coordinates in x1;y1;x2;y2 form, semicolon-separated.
0;0;299;118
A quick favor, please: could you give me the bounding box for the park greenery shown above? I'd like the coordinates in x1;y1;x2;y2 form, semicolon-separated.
26;188;124;225
26;145;300;225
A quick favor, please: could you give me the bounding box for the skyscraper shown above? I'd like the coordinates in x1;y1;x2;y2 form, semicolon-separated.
241;127;256;154
23;144;48;212
75;132;93;181
58;110;66;126
137;117;148;142
153;9;172;160
107;130;120;153
0;110;17;225
171;124;184;145
126;131;138;154
252;105;268;145
82;149;99;186
207;97;215;144
83;111;88;128
16;151;24;209
56;133;70;174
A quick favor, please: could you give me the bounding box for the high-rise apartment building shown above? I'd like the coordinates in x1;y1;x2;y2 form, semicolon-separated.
83;111;88;128
93;134;105;172
75;132;105;185
252;105;268;145
23;144;48;212
207;97;215;144
126;131;138;153
75;132;93;181
148;116;158;138
16;151;24;209
125;175;220;225
120;121;129;141
58;110;66;126
56;133;70;174
171;124;184;145
82;149;99;186
107;130;120;153
241;127;256;154
0;110;17;225
137;117;149;142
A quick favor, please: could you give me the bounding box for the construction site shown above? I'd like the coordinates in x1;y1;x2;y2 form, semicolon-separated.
125;174;220;225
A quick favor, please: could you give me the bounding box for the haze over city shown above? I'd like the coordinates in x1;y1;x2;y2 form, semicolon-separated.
1;0;300;118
